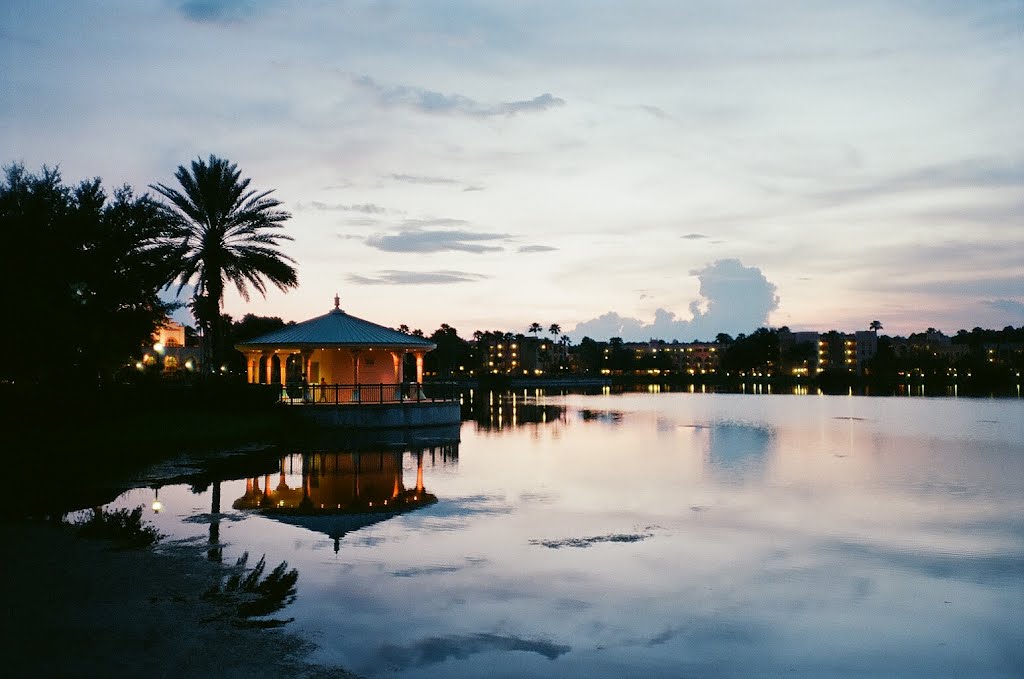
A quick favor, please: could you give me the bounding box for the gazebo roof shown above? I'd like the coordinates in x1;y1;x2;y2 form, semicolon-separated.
235;298;436;351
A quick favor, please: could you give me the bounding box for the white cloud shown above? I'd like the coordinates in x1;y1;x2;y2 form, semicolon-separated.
571;259;779;341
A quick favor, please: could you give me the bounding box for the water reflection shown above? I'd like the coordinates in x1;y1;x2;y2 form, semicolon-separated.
100;393;1024;678
233;446;458;553
462;389;568;431
706;422;774;481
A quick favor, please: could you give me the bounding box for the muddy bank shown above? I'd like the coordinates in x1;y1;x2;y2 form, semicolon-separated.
1;520;358;678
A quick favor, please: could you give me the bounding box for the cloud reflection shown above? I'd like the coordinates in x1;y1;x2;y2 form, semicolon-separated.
706;421;775;481
377;633;571;668
829;540;1024;585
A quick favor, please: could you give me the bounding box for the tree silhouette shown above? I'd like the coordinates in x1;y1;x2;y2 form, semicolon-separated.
869;320;883;334
548;323;561;337
528;322;542;338
0;164;176;386
150;155;297;371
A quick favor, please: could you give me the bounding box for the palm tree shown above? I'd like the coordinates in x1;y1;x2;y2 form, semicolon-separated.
548;323;561;338
150;155;298;370
869;320;883;334
528;322;542;338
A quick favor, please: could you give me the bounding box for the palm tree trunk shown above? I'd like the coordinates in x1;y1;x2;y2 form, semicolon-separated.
207;276;224;371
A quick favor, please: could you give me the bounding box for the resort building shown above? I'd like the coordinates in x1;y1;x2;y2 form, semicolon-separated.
612;340;722;377
142;320;201;374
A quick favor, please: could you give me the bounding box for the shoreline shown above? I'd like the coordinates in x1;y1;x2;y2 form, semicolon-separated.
2;518;357;678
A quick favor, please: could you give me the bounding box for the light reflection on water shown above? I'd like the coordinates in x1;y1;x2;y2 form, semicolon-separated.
108;393;1024;678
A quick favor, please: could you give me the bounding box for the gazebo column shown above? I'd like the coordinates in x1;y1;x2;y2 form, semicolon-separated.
415;449;424;493
301;349;314;402
351;349;361;402
391;351;403;400
244;352;258;383
414;351;426;399
276;350;290;400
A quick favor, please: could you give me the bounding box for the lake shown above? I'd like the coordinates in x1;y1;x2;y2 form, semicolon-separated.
107;391;1024;678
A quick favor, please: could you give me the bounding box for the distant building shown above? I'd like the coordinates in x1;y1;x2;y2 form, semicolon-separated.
854;331;878;376
616;340;721;377
142;320;201;374
814;331;877;376
779;330;819;377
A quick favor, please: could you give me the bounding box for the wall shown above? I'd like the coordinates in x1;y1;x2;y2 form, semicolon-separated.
297;401;461;428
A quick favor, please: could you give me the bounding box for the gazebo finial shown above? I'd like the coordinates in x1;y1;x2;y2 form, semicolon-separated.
333;293;340;310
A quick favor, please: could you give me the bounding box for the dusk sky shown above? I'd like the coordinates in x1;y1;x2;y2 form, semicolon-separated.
4;1;1022;341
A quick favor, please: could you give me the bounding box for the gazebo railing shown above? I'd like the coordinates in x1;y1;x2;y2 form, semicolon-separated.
279;382;459;405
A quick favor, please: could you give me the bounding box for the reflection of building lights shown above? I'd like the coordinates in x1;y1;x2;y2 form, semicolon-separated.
152;488;162;513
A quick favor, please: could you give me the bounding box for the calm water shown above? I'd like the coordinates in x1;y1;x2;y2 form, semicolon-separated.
108;392;1024;678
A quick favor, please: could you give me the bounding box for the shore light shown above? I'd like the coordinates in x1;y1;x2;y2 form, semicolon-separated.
152;488;163;513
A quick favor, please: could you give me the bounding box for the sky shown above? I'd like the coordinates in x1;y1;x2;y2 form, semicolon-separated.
3;0;1022;341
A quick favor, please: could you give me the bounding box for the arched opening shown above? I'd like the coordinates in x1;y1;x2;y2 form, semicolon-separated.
286;354;305;397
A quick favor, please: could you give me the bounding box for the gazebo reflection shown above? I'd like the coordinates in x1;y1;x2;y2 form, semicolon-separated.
234;446;457;552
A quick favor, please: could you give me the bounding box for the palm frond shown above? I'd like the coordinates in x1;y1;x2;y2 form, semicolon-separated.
150;155;298;362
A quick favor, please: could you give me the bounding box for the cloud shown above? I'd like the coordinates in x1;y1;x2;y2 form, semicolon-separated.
571;259;779;341
348;270;487;285
985;299;1024;319
817;157;1024;205
887;275;1024;298
500;93;566;114
681;233;708;240
366;226;508;253
638;105;672;120
354;76;565;117
518;244;558;253
299;201;389;214
389;173;461;185
177;0;255;24
401;218;469;228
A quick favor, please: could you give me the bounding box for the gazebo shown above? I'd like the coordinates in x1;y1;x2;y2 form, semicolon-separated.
235;295;437;404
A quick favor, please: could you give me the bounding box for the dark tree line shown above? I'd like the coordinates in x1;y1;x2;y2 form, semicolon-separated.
0;165;177;386
0;157;299;388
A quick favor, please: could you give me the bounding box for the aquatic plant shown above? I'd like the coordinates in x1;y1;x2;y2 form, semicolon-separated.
73;506;163;547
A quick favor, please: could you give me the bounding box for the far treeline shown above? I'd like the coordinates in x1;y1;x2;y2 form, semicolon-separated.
222;317;1024;391
2;160;1021;395
406;323;1024;389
